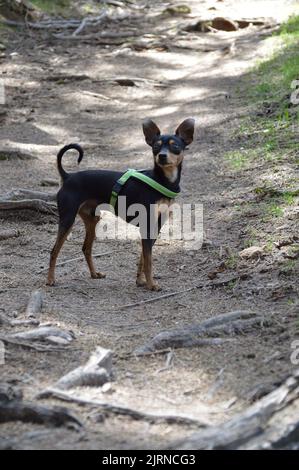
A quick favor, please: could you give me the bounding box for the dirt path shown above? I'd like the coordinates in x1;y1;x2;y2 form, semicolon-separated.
0;0;298;449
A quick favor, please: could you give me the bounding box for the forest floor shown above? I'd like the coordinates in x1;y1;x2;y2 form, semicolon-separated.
0;0;298;449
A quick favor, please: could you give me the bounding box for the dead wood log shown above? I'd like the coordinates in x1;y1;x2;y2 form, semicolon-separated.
0;313;39;327
9;326;74;344
171;369;299;450
25;289;43;318
36;389;208;428
0;199;57;214
0;402;82;427
135;311;273;354
0;335;68;352
39;347;113;392
1;188;56;202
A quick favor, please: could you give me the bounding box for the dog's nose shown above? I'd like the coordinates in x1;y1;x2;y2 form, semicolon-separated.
159;153;167;163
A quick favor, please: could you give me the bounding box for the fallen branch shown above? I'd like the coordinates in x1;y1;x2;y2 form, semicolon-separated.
1;188;56;202
135;311;272;354
0;199;57;215
72;10;108;37
0;313;39;327
9;326;74;345
0;335;68;352
55;30;139;40
37;389;208;428
25;289;43;318
171;369;299;450
0;402;82;428
39;347;112;392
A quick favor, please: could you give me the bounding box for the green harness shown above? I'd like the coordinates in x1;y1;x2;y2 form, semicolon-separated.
109;169;180;209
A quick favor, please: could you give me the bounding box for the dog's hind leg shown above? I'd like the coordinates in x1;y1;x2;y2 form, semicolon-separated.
47;192;79;286
47;219;76;286
79;207;105;280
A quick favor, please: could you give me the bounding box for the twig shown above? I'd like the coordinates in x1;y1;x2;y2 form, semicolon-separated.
72;10;108;37
37;251;114;274
112;275;241;311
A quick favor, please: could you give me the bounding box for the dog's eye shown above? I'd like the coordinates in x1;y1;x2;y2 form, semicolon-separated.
153;141;162;153
170;142;180;152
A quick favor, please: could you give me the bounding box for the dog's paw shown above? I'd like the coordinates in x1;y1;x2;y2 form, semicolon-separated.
136;277;146;287
91;272;106;279
149;282;161;292
46;279;56;286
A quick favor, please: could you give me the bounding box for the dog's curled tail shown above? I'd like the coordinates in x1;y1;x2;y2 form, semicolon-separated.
57;143;84;181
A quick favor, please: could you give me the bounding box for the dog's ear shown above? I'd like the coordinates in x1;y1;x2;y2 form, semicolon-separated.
175;118;195;145
142;119;161;146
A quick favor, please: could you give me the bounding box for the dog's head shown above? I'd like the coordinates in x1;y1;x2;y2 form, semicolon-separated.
142;118;195;181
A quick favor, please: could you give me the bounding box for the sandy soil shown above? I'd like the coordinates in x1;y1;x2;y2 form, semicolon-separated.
0;0;298;449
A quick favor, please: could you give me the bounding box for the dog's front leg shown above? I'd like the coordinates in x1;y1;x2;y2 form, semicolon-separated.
141;238;161;291
136;250;146;287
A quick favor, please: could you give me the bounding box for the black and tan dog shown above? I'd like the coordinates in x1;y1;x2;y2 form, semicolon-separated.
47;118;195;290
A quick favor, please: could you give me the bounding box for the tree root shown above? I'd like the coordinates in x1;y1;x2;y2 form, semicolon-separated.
36;388;208;428
135;311;274;354
171;369;299;450
0;402;82;428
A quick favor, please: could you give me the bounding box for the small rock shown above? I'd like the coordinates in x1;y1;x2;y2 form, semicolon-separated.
40;178;59;187
212;17;239;31
92;412;105;423
102;382;114;394
239;246;265;259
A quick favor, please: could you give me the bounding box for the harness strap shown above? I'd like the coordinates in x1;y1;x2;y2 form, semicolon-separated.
109;169;180;209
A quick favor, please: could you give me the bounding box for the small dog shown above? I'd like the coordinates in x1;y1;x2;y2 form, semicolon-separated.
47;118;194;290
